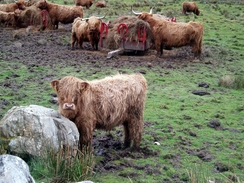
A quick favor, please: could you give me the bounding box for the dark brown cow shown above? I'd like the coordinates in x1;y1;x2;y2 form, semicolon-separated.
0;0;27;12
132;7;203;58
71;15;104;50
75;0;94;9
182;2;200;15
36;0;83;29
0;9;21;28
96;1;106;8
50;74;147;150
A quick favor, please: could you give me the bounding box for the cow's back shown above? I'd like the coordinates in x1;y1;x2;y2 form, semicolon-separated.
86;74;147;130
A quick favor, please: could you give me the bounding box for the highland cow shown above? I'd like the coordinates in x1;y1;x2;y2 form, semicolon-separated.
0;9;21;28
182;2;200;15
0;0;27;12
96;1;106;8
50;74;147;150
36;0;83;29
75;0;94;9
71;15;105;50
132;7;203;58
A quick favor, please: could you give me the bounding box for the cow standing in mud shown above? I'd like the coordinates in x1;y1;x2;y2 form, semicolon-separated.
0;0;27;12
132;7;203;59
50;74;147;150
182;2;200;15
71;15;104;50
36;0;83;29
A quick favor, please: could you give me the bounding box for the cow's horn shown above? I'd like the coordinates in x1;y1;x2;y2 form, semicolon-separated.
82;18;89;21
131;6;142;15
149;7;154;14
97;14;106;20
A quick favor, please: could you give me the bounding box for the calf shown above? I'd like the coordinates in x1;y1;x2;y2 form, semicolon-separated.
182;2;200;15
51;74;147;150
0;0;26;12
0;9;21;28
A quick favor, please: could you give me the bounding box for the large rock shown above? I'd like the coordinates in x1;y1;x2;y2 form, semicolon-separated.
0;154;35;183
0;105;79;157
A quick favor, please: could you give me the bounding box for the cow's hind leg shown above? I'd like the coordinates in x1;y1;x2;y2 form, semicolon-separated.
127;117;143;151
123;121;131;149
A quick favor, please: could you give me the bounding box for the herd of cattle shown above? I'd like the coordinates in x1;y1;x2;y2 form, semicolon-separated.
0;0;203;58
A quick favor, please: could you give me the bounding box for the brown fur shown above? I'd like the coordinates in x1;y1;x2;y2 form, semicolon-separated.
96;1;106;8
182;2;200;15
71;16;102;50
51;74;147;150
137;12;203;58
0;0;26;12
0;9;21;28
75;0;94;9
36;0;83;29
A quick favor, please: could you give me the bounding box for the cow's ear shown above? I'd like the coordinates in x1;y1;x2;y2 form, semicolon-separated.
77;82;89;94
50;80;60;92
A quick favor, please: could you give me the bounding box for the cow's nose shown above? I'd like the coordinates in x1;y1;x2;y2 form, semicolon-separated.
64;103;74;110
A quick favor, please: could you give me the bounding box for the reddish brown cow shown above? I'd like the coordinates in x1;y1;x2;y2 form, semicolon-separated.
182;2;200;15
51;74;147;150
96;1;106;8
75;0;94;9
0;9;21;28
0;0;27;12
36;0;83;29
71;15;104;50
132;8;203;58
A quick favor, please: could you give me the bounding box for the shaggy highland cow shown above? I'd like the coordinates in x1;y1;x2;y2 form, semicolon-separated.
50;74;147;150
0;0;27;12
71;15;105;50
0;9;21;28
75;0;94;9
132;7;203;58
182;2;200;15
36;0;84;29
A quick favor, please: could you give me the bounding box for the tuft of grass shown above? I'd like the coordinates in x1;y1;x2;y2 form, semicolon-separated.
219;75;244;89
29;145;95;182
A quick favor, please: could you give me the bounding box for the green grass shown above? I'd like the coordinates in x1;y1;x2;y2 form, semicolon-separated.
1;0;244;182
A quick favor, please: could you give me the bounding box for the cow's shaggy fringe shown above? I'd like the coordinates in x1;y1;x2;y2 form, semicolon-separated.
103;16;153;50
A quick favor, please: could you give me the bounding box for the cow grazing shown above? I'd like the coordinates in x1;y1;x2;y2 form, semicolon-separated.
71;15;105;50
182;2;200;15
50;74;147;150
0;9;21;28
96;1;106;8
0;0;27;12
36;0;83;29
75;0;94;9
132;7;203;58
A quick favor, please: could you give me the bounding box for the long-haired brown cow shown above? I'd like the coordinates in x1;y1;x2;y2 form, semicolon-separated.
132;7;203;58
36;0;83;29
96;1;106;8
71;15;104;50
0;0;27;12
182;2;200;15
0;9;21;28
75;0;94;9
51;74;147;150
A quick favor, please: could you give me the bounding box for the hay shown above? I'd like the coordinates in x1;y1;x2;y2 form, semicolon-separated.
18;5;53;30
103;16;153;50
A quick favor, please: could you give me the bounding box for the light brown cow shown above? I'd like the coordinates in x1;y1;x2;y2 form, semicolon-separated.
132;7;203;58
75;0;94;9
96;1;106;8
0;0;27;12
36;0;83;29
182;2;200;15
71;15;104;50
51;74;147;150
0;9;21;28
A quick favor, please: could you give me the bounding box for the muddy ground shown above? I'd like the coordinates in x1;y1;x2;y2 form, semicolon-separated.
0;24;215;182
